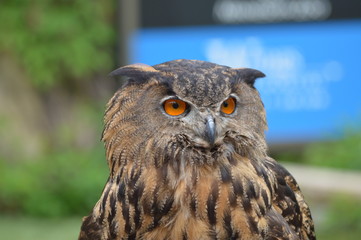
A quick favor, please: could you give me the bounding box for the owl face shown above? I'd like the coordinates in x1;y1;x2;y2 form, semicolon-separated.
159;92;238;149
104;59;267;167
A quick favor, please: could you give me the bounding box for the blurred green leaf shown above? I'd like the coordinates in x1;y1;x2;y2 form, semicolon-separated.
316;195;361;240
0;0;115;90
277;127;361;171
0;146;108;217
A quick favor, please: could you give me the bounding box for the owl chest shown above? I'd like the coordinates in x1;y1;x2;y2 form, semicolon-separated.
139;172;272;239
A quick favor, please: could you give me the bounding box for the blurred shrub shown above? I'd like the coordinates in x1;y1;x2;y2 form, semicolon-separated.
0;0;115;89
0;100;109;217
0;0;116;218
303;128;361;170
316;195;361;240
0;145;108;217
277;127;361;170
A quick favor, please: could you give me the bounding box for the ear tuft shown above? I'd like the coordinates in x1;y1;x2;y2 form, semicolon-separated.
109;63;160;85
234;68;266;86
110;63;159;76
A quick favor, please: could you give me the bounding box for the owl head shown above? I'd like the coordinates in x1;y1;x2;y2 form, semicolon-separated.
103;59;267;174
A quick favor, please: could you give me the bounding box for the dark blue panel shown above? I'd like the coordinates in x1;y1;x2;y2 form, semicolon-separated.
130;20;361;143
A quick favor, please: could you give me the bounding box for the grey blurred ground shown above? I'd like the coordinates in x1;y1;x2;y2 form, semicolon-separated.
284;163;361;198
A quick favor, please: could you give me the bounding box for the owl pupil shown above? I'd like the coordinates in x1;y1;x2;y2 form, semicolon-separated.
223;102;229;108
172;102;179;109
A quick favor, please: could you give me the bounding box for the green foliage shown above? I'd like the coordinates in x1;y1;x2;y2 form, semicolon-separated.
316;195;361;240
0;146;108;217
0;0;115;89
303;129;361;170
277;128;361;170
0;89;110;218
0;216;81;240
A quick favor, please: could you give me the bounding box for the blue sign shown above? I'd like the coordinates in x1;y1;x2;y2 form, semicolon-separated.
130;20;361;143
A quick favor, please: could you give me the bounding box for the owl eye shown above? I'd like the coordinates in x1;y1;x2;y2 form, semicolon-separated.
221;97;236;115
163;99;188;116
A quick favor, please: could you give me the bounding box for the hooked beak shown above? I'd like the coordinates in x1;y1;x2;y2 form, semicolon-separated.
205;116;216;146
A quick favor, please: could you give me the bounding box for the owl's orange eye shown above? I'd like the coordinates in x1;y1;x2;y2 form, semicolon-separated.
163;99;188;116
221;97;236;115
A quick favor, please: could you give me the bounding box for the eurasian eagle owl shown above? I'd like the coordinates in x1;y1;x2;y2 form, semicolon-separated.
79;59;315;240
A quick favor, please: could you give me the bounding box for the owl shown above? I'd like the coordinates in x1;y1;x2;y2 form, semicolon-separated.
78;59;315;240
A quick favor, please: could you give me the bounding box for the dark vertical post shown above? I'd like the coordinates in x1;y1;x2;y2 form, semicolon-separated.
116;0;140;67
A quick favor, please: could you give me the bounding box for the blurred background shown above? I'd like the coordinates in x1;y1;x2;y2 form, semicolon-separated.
0;0;360;239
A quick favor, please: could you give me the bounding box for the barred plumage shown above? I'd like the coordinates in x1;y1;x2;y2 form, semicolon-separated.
79;59;315;240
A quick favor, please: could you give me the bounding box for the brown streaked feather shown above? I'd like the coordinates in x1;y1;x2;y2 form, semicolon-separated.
265;158;316;239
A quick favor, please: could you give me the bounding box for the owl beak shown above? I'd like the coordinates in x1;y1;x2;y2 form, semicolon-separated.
205;116;216;146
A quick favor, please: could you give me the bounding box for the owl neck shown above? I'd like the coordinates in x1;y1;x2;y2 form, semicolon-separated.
106;134;269;185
